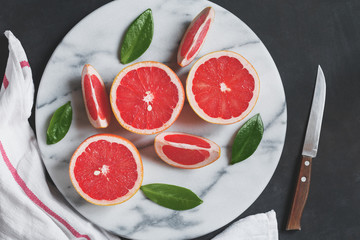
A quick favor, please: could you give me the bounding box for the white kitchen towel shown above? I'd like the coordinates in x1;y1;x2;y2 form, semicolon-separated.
213;210;278;240
0;31;278;240
0;30;120;240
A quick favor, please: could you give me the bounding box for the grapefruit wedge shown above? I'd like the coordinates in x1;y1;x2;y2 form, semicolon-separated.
69;134;143;206
177;7;215;67
81;64;111;128
186;51;260;124
110;61;185;135
154;132;221;169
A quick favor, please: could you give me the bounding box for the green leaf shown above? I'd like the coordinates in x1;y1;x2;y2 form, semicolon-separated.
231;113;264;164
46;101;72;145
120;8;154;64
140;183;203;210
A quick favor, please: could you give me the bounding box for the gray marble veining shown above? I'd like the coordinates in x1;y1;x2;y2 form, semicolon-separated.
35;0;287;239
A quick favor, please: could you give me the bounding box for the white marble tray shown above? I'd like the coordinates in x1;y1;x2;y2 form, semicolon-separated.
35;0;287;239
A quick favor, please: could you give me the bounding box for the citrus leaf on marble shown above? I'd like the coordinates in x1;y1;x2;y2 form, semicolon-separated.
231;113;264;164
46;101;72;144
140;183;203;210
120;8;154;64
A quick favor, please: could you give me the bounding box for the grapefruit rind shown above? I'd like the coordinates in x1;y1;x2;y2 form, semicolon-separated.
81;64;111;129
186;51;260;125
110;61;185;135
177;7;215;67
154;132;221;169
69;134;143;206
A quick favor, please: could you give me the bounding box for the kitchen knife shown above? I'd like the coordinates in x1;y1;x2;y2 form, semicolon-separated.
286;65;326;230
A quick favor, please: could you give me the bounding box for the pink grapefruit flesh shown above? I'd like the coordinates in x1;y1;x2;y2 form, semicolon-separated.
177;7;215;67
154;132;221;169
110;61;185;135
186;51;260;124
81;64;111;128
69;134;143;206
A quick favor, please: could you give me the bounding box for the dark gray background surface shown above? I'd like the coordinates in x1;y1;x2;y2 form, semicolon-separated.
1;0;359;239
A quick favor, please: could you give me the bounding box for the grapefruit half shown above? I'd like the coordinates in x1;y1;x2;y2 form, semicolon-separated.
81;64;111;128
154;132;221;169
110;61;185;135
186;51;260;124
69;134;143;206
177;7;215;67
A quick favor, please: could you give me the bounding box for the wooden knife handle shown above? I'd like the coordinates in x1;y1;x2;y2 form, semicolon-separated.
286;155;312;230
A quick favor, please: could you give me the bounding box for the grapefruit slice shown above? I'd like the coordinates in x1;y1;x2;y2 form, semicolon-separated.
110;61;185;135
81;64;111;128
154;132;221;169
186;51;260;124
177;7;215;67
69;134;143;206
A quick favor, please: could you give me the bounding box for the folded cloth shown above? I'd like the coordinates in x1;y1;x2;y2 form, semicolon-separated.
0;31;120;240
0;30;279;240
212;210;278;240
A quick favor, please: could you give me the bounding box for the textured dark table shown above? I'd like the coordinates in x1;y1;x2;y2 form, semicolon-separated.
1;1;359;239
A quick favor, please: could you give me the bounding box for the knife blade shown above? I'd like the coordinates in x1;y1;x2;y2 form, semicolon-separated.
286;65;326;231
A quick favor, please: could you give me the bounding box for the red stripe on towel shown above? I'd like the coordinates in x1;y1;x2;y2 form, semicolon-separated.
2;75;9;89
20;60;30;68
2;60;30;89
0;141;91;240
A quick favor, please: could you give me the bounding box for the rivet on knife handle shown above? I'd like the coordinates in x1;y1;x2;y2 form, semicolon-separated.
286;156;312;230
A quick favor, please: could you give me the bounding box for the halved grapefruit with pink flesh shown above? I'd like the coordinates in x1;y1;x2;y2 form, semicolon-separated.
177;7;215;67
69;134;143;206
186;51;260;124
154;132;221;169
110;61;185;135
81;64;111;128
